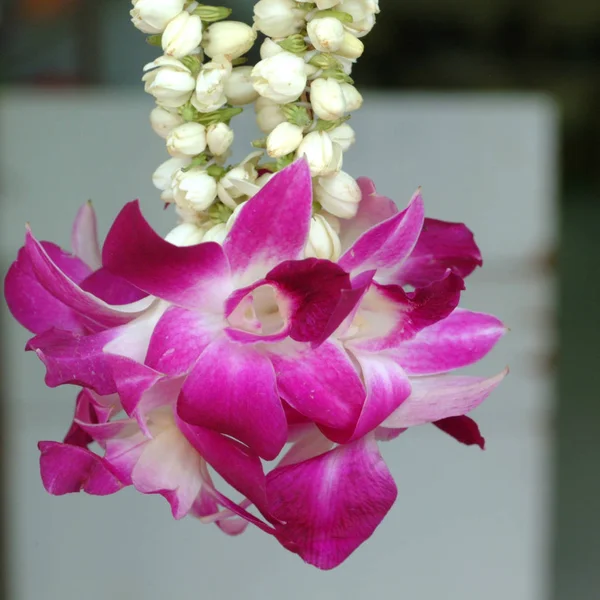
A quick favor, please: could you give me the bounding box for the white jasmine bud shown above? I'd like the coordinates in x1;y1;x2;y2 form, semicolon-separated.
310;78;346;121
254;0;305;38
143;56;195;108
165;222;206;246
162;12;203;59
266;122;304;158
297;0;338;8
217;162;258;208
259;38;285;59
202;223;228;244
225;201;246;231
337;32;364;60
315;170;361;218
337;0;378;37
340;83;363;112
255;96;287;134
173;168;218;211
304;214;342;261
251;52;307;104
307;17;345;53
192;58;232;112
150;106;185;138
152;157;191;193
224;66;259;106
207;122;234;156
296;131;343;177
166;122;207;157
131;0;185;34
202;21;257;60
329;122;356;151
255;172;276;189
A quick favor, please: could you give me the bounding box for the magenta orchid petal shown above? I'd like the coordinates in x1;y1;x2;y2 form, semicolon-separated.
80;268;147;305
24;230;151;328
392;309;507;375
131;424;204;520
395;218;483;287
325;349;412;443
102;201;231;309
103;430;148;485
270;340;365;431
266;258;352;343
38;441;125;496
63;389;104;447
382;370;507;428
339;177;398;251
146;306;221;375
4;244;87;335
76;417;139;445
434;416;486;449
177;418;271;520
348;273;464;353
27;328;120;395
71;202;102;270
338;189;425;279
267;434;397;570
223;160;312;279
178;337;287;460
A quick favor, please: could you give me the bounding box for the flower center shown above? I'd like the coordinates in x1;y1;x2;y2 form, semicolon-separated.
227;283;288;337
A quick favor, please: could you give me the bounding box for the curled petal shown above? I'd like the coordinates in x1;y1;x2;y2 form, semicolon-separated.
267;435;397;570
434;416;486;449
392;309;507;375
178;337;287;460
224;160;312;280
102;201;230;310
339;189;424;280
395;218;483;287
24;230;151;328
382;370;507;428
38;441;125;496
71;201;102;270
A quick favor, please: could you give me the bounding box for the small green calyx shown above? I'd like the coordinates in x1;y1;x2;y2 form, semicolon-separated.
313;9;354;23
192;5;232;22
278;34;308;54
251;138;267;149
179;102;199;122
181;55;202;77
194;106;244;126
146;34;162;47
231;57;248;66
309;53;343;71
281;104;311;128
275;153;295;171
206;164;228;180
208;201;233;223
315;115;351;132
321;68;354;84
182;153;210;172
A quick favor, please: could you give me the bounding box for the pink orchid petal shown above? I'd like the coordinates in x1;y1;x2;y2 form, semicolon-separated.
102;201;231;309
392;309;507;375
76;418;139;445
277;426;334;468
339;189;425;279
434;416;486;449
324;349;412;443
382;370;507;428
178;337;287;460
266;258;352;343
71;202;102;270
4;244;88;335
38;441;125;496
177;419;271;521
103;429;149;485
80;268;147;305
224;160;312;279
395;218;483;287
24;230;151;328
27;328;120;395
270;340;365;431
107;356;182;435
267;434;397;570
339;178;398;251
348;273;464;353
131;426;204;520
374;427;406;442
146;306;220;375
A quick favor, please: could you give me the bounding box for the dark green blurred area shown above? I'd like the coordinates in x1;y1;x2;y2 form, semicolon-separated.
0;1;598;598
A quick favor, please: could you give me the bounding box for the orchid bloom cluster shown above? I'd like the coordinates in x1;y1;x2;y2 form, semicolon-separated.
138;0;378;260
2;0;506;572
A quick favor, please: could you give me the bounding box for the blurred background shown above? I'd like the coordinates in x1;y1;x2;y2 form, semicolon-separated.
0;1;598;599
